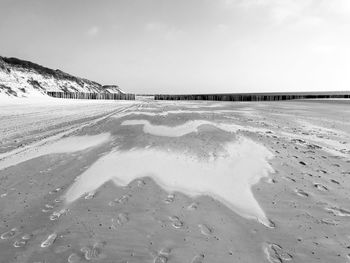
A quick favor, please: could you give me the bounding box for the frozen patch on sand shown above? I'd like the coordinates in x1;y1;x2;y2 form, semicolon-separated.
0;133;111;170
65;137;274;226
121;119;268;137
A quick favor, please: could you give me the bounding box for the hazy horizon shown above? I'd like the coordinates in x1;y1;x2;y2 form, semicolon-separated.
1;0;350;94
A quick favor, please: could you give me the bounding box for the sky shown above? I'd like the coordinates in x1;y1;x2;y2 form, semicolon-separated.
1;0;350;94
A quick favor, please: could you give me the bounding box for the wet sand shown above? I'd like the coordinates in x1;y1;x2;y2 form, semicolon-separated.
0;99;349;263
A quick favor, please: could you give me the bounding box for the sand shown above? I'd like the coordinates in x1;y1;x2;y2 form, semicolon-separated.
0;98;349;262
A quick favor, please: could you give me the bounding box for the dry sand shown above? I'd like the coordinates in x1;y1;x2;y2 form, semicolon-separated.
0;98;349;263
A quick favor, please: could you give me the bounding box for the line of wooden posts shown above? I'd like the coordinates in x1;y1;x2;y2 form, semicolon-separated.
154;93;350;101
47;91;135;100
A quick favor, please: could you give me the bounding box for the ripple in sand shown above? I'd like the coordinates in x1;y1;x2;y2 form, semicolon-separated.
263;243;293;263
1;228;18;240
191;254;205;263
325;206;350;216
40;233;57;248
198;224;212;236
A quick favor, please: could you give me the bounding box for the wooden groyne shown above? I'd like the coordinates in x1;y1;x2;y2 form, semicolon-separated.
47;91;135;100
154;92;350;102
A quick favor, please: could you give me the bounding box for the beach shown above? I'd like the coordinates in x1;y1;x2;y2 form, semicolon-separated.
0;98;349;263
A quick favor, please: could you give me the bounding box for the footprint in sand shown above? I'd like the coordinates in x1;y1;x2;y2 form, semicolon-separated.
314;183;328;191
21;233;32;240
13;239;26;248
191;254;205;263
1;228;18;240
153;248;171;263
198;224;212;236
266;220;276;229
54;244;71;254
330;179;340;185
168;216;184;229
67;253;81;263
42;204;54;213
282;176;296;183
13;233;32;248
108;194;131;206
187;202;198;211
164;194;175;204
80;242;104;260
49;209;68;221
84;191;96;200
40;233;57;248
49;187;62;195
111;213;129;228
320;218;339;225
137;179;146;187
263;243;293;263
266;178;277;184
154;254;168;263
295;189;309;197
325;206;350;217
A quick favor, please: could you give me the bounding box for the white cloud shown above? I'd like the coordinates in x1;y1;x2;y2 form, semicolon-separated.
145;22;167;32
309;44;336;54
321;0;350;16
145;22;184;40
86;26;99;37
223;0;348;26
217;24;230;33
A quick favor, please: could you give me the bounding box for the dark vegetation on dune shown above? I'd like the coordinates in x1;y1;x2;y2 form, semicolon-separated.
0;55;125;97
0;56;101;88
